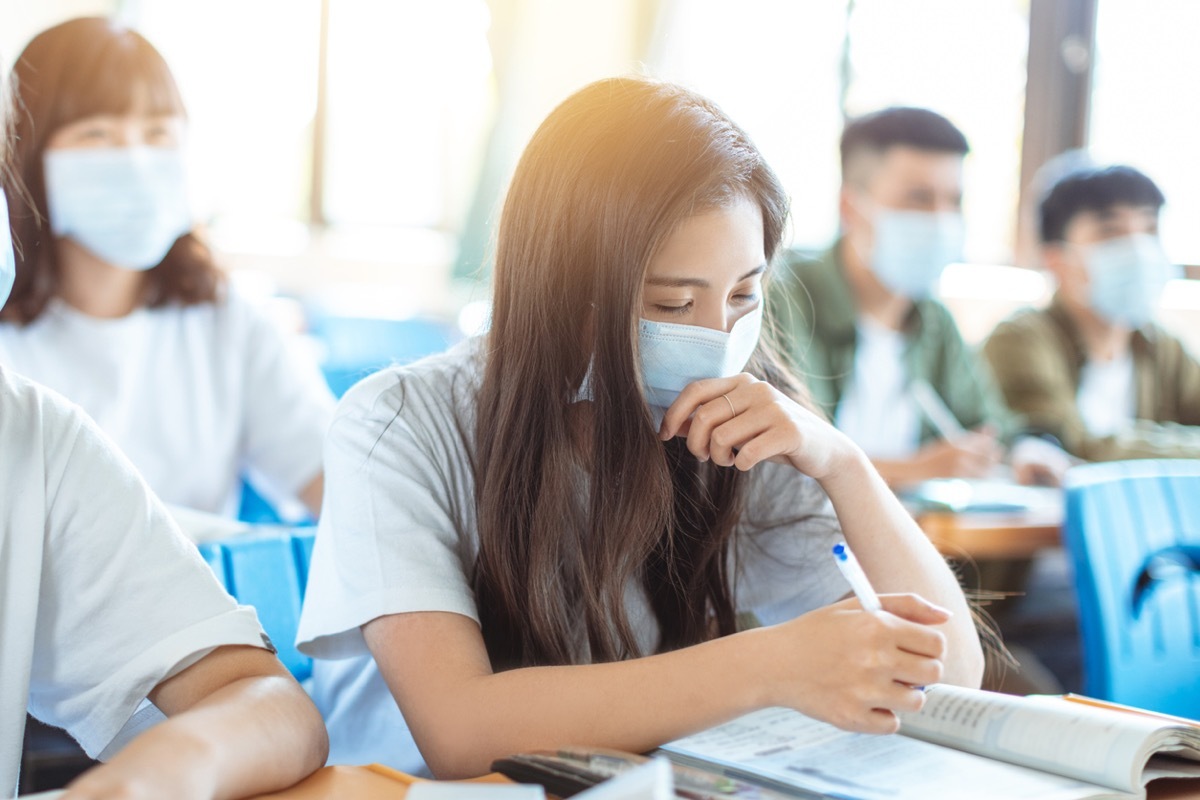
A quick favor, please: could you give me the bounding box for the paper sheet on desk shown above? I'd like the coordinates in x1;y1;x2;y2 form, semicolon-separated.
661;707;1110;800
896;478;1062;515
407;781;546;800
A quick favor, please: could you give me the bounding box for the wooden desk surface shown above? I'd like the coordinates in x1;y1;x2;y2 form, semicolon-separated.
918;505;1063;560
252;765;410;798
249;764;1200;799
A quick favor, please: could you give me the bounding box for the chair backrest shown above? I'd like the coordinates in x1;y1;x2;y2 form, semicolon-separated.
1062;459;1200;718
197;529;317;681
308;314;459;397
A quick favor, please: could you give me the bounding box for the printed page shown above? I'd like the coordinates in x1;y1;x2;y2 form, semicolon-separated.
661;707;1124;800
898;685;1175;792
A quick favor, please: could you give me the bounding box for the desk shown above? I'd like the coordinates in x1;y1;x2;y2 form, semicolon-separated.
248;764;1200;800
917;505;1063;560
252;765;409;798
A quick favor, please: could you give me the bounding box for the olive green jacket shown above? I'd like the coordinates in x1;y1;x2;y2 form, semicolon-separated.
767;243;1014;444
982;298;1200;461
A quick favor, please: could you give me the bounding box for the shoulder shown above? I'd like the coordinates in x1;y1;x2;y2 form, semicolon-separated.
0;365;85;444
984;306;1058;351
1140;323;1193;359
328;338;484;459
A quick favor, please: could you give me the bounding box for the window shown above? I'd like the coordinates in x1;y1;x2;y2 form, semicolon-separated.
655;1;1030;264
1091;0;1200;266
843;0;1029;265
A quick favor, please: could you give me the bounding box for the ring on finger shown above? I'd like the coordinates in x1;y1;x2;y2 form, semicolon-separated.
722;393;737;418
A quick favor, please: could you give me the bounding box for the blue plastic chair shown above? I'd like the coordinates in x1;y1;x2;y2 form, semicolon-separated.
1062;460;1200;718
307;314;459;397
197;529;317;681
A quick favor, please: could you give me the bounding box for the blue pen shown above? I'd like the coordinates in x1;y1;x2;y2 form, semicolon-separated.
831;542;882;613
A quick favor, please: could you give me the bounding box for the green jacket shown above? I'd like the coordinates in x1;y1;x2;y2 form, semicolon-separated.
766;242;1014;444
982;298;1200;461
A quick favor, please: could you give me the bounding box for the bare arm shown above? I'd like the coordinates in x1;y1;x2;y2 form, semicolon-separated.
818;450;984;686
660;374;984;688
871;432;1004;486
299;472;325;519
62;646;328;800
365;594;948;779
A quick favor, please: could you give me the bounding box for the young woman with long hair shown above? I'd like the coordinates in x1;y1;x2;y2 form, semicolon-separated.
297;76;983;778
0;17;333;519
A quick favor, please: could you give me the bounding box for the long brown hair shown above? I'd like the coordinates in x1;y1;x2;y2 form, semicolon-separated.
1;17;222;325
473;77;799;669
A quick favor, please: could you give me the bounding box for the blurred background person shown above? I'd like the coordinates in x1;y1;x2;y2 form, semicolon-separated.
0;18;335;521
984;162;1200;461
767;107;1068;488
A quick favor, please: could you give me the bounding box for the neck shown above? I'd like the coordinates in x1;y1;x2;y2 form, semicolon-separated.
840;238;911;330
1063;296;1131;362
56;238;146;318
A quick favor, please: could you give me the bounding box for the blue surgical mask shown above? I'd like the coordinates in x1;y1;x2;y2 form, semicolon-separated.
1083;233;1179;328
870;209;964;299
0;188;15;308
43;146;192;271
638;304;763;408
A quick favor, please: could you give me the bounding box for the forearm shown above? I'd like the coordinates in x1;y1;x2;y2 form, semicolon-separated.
819;449;983;687
400;630;768;779
94;676;328;800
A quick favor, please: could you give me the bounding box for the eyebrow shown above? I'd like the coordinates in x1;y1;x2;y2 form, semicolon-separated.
645;263;766;289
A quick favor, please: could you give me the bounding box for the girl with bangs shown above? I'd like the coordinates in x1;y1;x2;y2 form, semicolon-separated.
296;76;983;778
0;18;333;520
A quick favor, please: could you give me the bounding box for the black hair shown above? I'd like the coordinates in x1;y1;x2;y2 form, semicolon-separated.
1038;164;1165;243
839;106;969;178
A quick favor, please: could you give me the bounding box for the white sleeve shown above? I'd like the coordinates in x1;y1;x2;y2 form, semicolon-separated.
296;370;478;660
30;405;269;759
233;295;337;498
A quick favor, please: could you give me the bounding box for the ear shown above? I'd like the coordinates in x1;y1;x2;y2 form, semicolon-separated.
838;185;860;232
1043;242;1089;297
1041;243;1070;279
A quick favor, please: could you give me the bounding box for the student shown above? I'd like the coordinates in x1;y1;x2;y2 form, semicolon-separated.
296;77;983;779
983;162;1200;460
767;107;1066;487
0;18;334;519
0;179;328;795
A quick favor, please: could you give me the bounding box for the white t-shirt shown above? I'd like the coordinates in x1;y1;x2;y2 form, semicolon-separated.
1077;353;1136;438
297;340;849;774
835;317;921;459
0;366;270;797
0;292;335;516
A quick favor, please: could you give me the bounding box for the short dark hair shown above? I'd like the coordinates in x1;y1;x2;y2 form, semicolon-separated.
1038;164;1165;243
839;106;969;183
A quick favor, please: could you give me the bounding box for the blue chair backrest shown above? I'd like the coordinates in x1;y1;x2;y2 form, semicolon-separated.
197;529;317;681
308;314;459;397
1062;460;1200;718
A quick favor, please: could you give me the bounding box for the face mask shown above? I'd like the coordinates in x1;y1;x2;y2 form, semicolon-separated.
869;209;964;299
43;146;192;271
1083;233;1179;328
638;304;763;408
0;189;15;308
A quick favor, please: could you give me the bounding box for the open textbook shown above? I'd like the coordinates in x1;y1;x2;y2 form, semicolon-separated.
659;685;1200;800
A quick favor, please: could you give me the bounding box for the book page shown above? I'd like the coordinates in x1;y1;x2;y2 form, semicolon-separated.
898;685;1181;792
661;707;1124;800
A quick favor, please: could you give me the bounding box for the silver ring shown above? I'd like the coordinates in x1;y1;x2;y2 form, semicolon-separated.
722;393;736;417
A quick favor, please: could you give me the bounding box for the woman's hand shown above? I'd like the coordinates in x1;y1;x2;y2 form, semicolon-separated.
755;593;950;734
658;374;857;481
